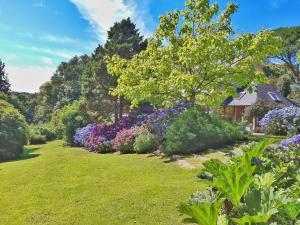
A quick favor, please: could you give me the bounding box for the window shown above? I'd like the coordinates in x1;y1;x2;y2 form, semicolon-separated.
268;92;281;102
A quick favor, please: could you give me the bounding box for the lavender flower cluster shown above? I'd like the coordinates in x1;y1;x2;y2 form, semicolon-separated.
259;106;300;135
136;102;193;140
74;102;193;152
73;115;135;152
279;134;300;149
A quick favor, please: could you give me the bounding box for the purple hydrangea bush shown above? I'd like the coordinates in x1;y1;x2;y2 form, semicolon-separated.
136;102;193;141
279;134;300;149
74;103;193;153
259;106;300;136
73;115;135;153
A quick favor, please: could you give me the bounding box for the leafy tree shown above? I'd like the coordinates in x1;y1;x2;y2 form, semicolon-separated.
108;0;281;108
9;92;38;124
82;18;147;122
36;55;89;123
0;59;10;94
50;99;87;145
272;26;300;83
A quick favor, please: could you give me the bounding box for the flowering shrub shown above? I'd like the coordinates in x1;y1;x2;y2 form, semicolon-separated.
111;125;149;153
112;128;136;153
259;106;300;136
136;102;193;142
73;115;136;153
74;103;192;152
279;134;300;149
74;124;97;146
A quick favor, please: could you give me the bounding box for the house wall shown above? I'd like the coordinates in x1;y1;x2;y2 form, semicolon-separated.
234;106;245;121
221;106;245;121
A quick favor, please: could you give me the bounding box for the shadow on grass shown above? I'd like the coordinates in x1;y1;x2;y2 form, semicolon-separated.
2;147;41;163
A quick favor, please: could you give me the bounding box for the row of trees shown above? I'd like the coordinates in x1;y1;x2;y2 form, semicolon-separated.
1;2;299;127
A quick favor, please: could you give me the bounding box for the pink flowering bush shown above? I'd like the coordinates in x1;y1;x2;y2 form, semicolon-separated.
112;125;149;153
112;128;136;153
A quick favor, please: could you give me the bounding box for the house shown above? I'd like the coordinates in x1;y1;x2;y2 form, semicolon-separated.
221;84;295;131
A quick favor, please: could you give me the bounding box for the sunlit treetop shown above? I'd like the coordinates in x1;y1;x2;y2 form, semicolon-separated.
107;0;281;108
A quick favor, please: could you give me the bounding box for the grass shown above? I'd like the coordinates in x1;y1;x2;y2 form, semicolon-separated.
0;141;204;225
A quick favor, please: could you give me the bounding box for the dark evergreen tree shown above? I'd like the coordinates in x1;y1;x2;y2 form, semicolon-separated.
0;59;10;94
82;18;147;122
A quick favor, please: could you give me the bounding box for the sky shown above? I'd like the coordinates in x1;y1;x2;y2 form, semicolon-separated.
0;0;300;93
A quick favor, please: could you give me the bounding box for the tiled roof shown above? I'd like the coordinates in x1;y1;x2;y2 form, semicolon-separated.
223;84;294;107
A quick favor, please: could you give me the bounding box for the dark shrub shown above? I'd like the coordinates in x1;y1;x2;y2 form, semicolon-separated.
30;134;46;145
134;132;158;153
29;124;56;142
0;100;29;161
165;107;245;155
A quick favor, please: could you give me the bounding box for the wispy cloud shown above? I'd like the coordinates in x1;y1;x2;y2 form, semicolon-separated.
32;1;46;8
15;44;79;59
41;57;53;65
268;0;288;8
6;65;55;93
40;34;79;44
70;0;154;42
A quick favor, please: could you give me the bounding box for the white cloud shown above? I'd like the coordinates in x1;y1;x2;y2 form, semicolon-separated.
42;57;53;65
15;44;79;59
70;0;154;42
6;65;55;93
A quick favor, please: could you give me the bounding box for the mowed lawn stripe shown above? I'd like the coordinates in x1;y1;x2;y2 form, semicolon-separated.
0;141;203;225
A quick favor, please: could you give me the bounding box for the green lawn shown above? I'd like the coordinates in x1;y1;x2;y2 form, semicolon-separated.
0;141;203;225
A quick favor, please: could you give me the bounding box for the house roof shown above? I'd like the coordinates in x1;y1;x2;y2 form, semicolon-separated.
223;84;294;107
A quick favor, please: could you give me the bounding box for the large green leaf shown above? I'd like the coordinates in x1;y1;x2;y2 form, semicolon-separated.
178;198;225;225
279;202;300;219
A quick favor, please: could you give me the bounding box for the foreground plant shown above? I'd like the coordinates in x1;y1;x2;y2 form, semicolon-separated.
179;140;300;225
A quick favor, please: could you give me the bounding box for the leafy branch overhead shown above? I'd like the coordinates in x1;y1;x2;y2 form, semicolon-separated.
107;0;281;108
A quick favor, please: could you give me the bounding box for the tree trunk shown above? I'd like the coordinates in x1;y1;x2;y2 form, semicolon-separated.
114;97;119;122
288;64;300;83
118;96;124;119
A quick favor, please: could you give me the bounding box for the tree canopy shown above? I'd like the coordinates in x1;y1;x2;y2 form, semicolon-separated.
272;26;300;82
107;0;281;108
82;18;147;122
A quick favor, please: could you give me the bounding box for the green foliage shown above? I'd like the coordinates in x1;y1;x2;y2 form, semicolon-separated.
9;92;39;124
35;55;89;123
165;107;245;155
273;26;300;82
29;134;46;145
82;18;147;123
244;100;280;121
108;0;280;108
133;132;158;153
0;59;10;94
29;124;56;142
0;99;29;161
50;99;87;146
179;139;300;224
178;198;225;225
289;83;300;105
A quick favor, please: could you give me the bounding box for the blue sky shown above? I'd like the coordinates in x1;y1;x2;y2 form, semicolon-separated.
0;0;300;92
